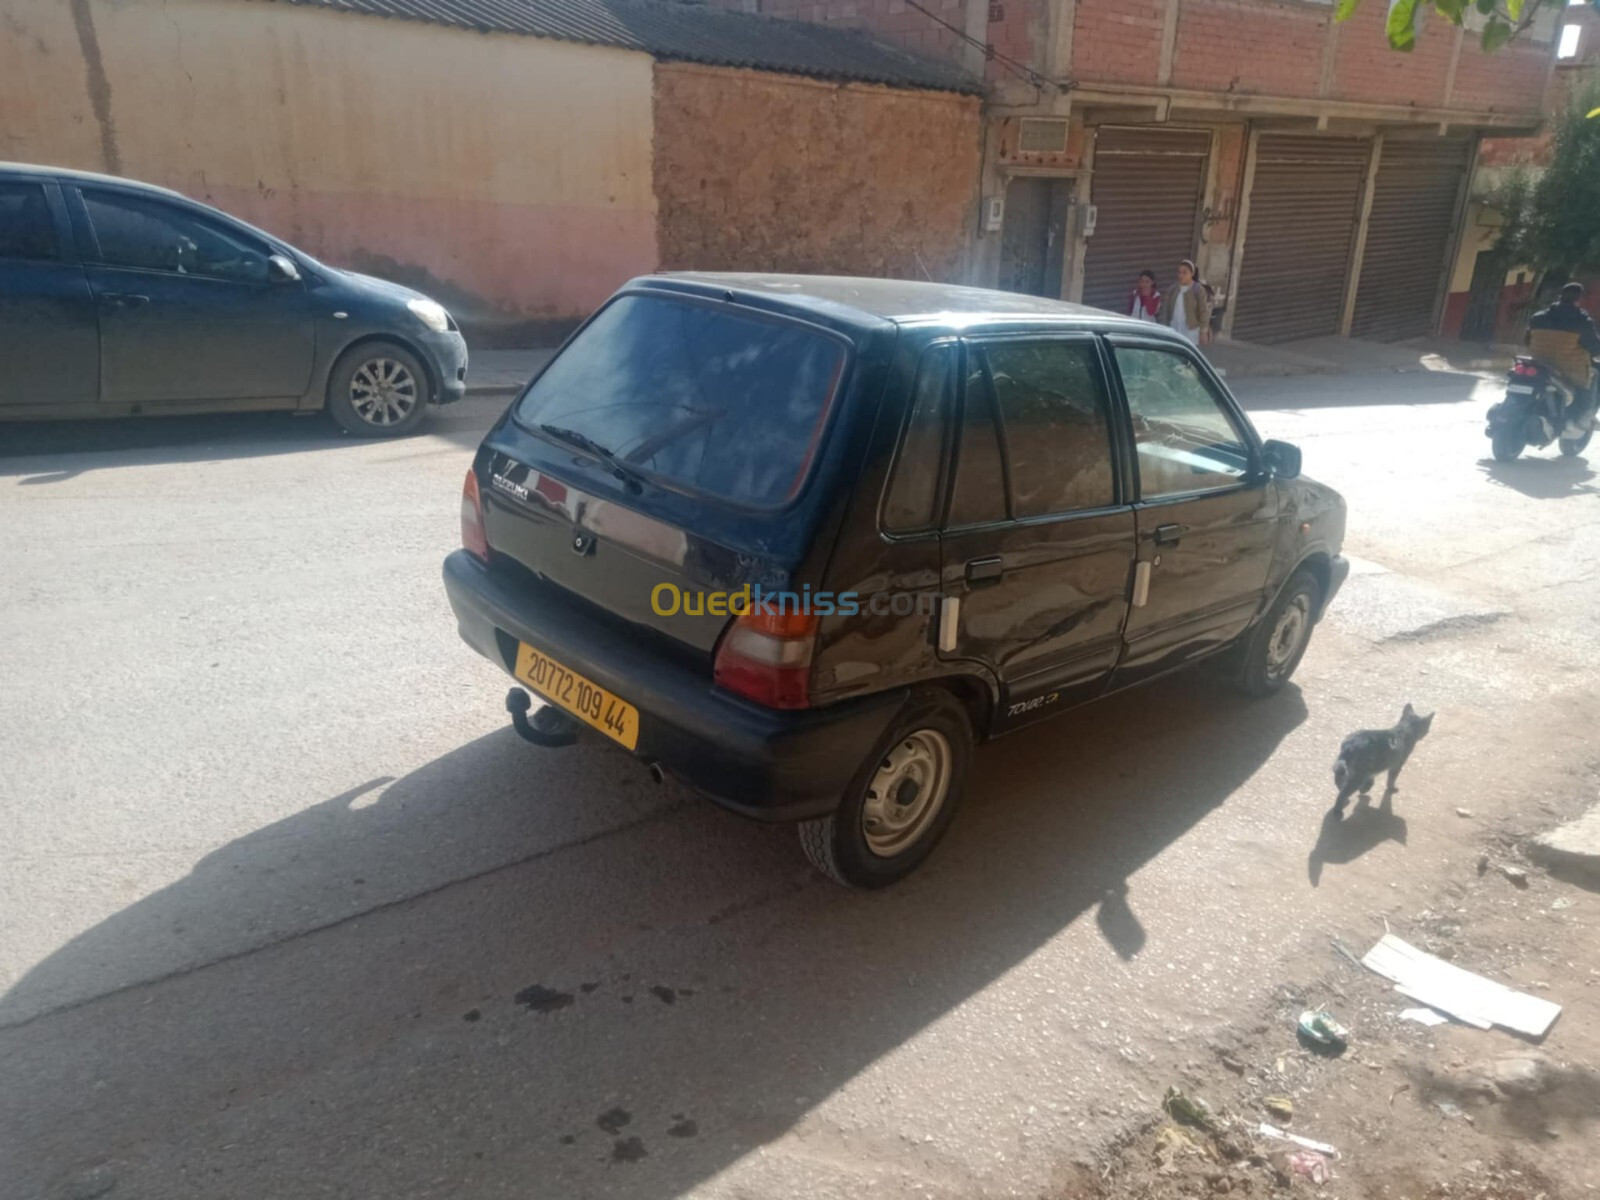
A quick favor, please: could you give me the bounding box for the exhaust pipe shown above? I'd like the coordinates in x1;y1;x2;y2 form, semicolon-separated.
647;763;667;785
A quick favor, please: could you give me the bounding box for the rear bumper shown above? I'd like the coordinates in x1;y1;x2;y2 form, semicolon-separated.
441;551;907;822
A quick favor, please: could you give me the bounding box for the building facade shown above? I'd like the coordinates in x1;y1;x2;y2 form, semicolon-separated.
0;0;981;340
718;0;1558;342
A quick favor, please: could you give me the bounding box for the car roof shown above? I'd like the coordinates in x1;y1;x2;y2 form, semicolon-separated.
635;272;1177;339
0;161;194;201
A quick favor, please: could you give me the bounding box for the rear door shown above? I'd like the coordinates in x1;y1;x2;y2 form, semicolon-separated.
1107;338;1277;687
0;178;99;411
72;185;315;406
936;333;1137;729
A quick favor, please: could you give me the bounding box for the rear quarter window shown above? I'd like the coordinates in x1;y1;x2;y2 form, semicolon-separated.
515;295;848;509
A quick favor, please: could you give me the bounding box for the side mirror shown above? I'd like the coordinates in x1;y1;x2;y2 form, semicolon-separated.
267;253;301;283
1262;439;1302;480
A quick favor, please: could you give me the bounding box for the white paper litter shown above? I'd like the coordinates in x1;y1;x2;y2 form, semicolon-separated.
1399;1007;1449;1027
1257;1123;1339;1158
1361;934;1561;1038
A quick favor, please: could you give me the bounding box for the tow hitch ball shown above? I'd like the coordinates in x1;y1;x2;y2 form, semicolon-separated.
505;687;579;747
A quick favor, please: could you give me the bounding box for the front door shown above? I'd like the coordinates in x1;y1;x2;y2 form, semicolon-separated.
0;179;99;411
999;178;1072;299
1106;339;1278;687
74;186;315;407
937;334;1137;730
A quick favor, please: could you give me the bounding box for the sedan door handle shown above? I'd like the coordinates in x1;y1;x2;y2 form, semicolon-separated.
1153;523;1189;546
965;556;1004;588
100;292;150;310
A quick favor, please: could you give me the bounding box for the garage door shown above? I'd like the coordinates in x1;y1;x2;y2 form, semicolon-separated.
1349;136;1474;341
1081;127;1210;315
1231;136;1371;344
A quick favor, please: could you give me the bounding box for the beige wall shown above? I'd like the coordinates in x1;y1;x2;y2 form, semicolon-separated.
0;0;658;331
652;63;981;283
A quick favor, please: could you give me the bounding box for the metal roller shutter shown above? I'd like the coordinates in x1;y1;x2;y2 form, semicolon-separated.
1232;136;1371;344
1081;127;1211;315
1350;137;1474;341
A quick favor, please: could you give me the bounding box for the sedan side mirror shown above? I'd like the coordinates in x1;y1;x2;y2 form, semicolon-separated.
267;253;301;283
1262;439;1302;480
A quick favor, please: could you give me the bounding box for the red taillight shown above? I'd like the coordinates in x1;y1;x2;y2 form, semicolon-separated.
713;607;819;709
461;469;490;562
1512;360;1540;378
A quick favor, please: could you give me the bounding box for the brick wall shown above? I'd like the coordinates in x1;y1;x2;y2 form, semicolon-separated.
653;63;981;281
1329;0;1453;107
1169;0;1325;97
716;0;1552;117
1070;0;1165;85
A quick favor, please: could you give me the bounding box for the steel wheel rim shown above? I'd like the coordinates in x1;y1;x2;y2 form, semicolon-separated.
1266;593;1311;675
861;729;952;858
349;357;419;426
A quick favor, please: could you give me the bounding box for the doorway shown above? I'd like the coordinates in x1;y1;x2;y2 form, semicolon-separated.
999;177;1071;298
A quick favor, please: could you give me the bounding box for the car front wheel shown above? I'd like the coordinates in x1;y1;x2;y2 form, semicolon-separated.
798;689;973;888
1235;568;1322;698
326;343;432;437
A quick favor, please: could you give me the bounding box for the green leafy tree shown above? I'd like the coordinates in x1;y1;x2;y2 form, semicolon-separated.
1336;0;1598;54
1484;71;1600;293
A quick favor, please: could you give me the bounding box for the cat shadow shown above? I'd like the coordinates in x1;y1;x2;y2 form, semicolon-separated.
1307;796;1409;887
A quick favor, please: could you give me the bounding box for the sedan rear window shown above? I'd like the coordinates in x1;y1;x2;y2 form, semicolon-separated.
515;295;847;508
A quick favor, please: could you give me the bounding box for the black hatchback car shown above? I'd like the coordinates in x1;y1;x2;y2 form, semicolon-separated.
443;275;1348;887
0;163;466;435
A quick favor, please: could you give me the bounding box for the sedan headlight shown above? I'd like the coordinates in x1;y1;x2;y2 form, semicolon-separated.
407;298;452;333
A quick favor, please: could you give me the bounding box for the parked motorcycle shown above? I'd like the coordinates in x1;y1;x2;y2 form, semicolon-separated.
1486;356;1598;462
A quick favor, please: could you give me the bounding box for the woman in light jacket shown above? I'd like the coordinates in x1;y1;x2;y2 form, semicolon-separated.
1158;259;1211;346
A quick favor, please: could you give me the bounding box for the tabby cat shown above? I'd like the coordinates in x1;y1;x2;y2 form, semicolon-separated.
1331;704;1434;811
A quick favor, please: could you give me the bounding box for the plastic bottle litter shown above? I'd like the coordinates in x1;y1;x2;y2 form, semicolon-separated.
1162;1086;1215;1129
1298;1009;1350;1050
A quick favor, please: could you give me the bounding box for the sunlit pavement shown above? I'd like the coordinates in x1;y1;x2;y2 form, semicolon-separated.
3;371;1597;1199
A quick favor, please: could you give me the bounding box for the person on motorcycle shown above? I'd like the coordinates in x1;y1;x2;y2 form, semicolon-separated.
1526;282;1600;433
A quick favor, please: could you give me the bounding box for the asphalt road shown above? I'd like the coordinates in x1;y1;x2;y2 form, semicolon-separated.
3;369;1598;1199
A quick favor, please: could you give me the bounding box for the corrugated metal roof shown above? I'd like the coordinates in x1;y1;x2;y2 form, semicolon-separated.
256;0;983;93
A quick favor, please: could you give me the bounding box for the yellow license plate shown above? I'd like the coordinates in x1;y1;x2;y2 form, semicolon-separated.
513;642;640;750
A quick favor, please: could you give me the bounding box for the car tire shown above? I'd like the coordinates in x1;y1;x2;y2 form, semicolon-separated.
326;343;432;437
1234;568;1322;699
798;688;973;889
1490;429;1525;463
1559;429;1592;457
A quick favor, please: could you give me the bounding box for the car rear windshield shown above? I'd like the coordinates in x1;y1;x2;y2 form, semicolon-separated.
515;294;848;509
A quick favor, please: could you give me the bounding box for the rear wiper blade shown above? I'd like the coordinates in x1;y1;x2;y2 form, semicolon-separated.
538;424;645;491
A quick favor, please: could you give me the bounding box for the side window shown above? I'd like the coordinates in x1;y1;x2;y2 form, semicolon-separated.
1115;346;1251;498
81;190;270;283
946;352;1008;527
0;183;60;262
982;339;1116;517
882;345;955;532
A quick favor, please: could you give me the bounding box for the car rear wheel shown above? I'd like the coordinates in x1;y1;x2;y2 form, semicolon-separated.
1234;568;1322;699
326;343;431;437
798;689;972;889
1491;428;1525;463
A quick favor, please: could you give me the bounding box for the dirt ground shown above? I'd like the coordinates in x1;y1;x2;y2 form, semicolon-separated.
1062;770;1600;1200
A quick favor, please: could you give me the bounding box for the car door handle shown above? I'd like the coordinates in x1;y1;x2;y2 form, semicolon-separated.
1153;523;1189;546
100;292;150;310
965;556;1004;588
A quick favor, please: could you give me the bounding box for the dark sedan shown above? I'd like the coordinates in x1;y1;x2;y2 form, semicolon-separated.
0;163;467;436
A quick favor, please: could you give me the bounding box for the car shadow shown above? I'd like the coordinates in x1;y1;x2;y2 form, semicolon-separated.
1306;795;1409;887
1479;456;1599;499
0;396;508;480
1;675;1306;1199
